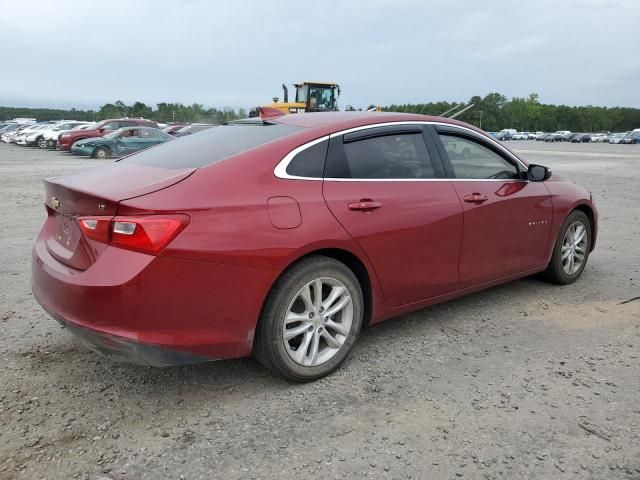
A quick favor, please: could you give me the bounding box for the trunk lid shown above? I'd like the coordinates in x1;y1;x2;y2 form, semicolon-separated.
43;162;195;270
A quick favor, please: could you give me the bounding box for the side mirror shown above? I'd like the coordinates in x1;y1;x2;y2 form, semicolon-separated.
528;164;551;182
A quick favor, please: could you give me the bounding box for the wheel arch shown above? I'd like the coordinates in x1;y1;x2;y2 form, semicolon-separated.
572;203;596;252
261;247;374;330
92;145;111;158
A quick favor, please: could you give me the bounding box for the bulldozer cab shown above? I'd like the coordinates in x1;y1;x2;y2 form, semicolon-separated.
294;82;339;112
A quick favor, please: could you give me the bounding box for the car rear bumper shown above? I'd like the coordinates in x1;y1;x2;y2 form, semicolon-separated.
47;307;212;366
32;230;278;365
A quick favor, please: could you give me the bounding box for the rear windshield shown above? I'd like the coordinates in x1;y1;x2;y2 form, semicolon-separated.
119;123;301;168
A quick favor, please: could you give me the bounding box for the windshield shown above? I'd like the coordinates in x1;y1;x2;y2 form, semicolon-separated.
307;85;335;109
120;123;301;168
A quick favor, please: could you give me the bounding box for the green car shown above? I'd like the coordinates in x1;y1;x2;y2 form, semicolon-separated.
71;126;173;159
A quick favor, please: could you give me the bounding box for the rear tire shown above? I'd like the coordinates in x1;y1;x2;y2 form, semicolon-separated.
254;256;363;382
542;210;591;285
92;147;110;159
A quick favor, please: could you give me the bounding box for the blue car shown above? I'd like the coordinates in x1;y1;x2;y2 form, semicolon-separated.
71;126;173;159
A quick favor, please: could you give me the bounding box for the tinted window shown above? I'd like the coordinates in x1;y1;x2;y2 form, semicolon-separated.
439;134;519;179
119;121;137;128
286;140;328;178
120;124;301;168
341;133;435;179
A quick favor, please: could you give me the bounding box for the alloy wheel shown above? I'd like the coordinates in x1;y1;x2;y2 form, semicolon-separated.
561;220;588;275
282;277;353;367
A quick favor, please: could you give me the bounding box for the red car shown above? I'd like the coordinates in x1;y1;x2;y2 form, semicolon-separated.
58;118;158;151
32;112;597;381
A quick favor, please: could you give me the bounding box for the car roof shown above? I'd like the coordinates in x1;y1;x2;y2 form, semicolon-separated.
272;111;484;135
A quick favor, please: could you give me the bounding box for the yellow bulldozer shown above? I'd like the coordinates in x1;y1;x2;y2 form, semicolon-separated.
249;81;341;117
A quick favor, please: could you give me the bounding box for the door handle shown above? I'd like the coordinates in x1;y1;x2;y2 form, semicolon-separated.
463;193;488;204
348;200;382;211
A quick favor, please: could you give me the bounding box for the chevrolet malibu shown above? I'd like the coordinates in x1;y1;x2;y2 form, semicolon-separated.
32;112;597;382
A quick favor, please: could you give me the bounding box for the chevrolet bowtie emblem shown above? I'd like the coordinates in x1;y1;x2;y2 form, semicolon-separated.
52;197;60;209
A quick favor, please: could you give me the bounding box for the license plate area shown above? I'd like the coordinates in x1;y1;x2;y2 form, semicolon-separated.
53;212;81;252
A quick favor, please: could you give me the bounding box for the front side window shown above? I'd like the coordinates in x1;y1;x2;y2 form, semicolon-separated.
338;133;435;179
439;134;519;180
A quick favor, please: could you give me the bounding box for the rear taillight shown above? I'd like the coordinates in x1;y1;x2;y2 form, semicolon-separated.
77;215;189;255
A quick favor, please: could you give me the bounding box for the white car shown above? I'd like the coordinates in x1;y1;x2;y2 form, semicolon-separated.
511;132;530;140
39;121;93;148
531;131;545;139
14;124;55;145
3;124;40;144
590;133;610;143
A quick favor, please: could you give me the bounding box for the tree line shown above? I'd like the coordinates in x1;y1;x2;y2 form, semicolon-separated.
0;101;247;125
2;94;640;132
384;93;640;132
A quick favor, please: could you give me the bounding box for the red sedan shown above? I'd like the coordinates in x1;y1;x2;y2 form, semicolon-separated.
32;112;597;381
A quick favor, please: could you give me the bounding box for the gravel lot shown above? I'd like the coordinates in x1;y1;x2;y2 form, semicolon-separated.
0;141;639;480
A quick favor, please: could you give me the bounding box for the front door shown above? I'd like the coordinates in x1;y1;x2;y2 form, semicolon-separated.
322;125;463;307
433;127;553;288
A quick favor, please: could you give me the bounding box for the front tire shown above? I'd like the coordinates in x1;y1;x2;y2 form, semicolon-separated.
254;256;363;382
92;147;110;159
542;210;591;285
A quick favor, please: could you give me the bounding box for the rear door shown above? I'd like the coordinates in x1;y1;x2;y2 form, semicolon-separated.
431;125;553;287
139;128;162;150
322;124;463;307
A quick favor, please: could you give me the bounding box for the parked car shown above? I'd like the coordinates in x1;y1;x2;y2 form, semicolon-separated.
511;132;529;140
162;124;186;135
590;133;609;143
42;122;95;149
0;124;23;142
14;123;56;145
58;118;158;151
535;132;548;141
608;133;626;144
568;133;584;143
560;132;573;141
71;126;173;159
25;121;89;148
543;133;558;142
32;112;598;381
171;123;216;137
621;132;640;144
531;131;544;140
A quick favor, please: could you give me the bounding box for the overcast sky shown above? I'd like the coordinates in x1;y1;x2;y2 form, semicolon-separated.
1;0;639;111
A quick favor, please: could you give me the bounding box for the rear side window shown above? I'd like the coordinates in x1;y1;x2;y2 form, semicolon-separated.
329;133;436;179
120;124;301;168
286;140;328;178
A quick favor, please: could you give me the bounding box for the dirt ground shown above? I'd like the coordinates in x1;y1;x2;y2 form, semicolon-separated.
0;140;638;480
